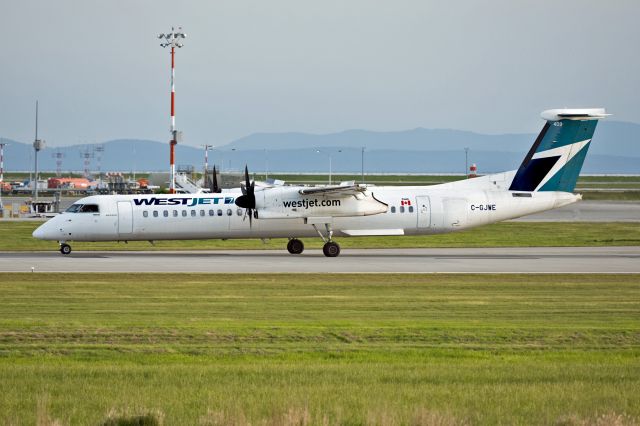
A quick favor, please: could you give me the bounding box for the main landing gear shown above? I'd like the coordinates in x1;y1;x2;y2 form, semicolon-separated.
59;243;72;255
313;222;341;258
287;223;341;257
287;238;304;254
322;241;340;257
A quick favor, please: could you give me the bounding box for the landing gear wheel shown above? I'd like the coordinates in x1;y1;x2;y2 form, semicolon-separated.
60;243;72;255
287;238;304;255
322;241;341;257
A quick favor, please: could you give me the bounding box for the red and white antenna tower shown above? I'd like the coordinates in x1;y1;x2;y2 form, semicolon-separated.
159;27;186;194
52;149;65;177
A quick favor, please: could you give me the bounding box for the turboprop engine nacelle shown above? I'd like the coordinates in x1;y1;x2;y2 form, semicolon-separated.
254;186;388;219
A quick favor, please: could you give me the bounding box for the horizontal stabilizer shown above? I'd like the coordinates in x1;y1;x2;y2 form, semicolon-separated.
540;108;609;121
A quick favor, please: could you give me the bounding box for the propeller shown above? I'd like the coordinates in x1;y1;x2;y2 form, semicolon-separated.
235;165;256;227
211;165;221;193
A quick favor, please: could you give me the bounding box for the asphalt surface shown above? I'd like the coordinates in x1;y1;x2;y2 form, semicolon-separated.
512;201;640;222
2;246;639;273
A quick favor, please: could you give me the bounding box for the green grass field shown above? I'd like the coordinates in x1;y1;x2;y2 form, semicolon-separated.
0;273;638;425
1;221;639;251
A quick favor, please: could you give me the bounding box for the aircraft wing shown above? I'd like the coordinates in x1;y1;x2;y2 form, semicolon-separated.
298;184;365;197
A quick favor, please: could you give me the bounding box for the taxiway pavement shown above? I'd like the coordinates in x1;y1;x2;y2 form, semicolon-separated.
511;201;640;222
1;246;639;273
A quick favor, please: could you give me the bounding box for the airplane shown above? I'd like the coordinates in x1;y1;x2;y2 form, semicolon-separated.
33;108;608;257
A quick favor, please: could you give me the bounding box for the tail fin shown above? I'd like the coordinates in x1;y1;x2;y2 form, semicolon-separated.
509;108;608;192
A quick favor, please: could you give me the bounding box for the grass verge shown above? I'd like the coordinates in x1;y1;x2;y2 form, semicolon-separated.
0;273;638;424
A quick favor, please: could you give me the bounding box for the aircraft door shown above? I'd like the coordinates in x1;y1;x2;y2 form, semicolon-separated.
117;201;133;234
416;196;431;228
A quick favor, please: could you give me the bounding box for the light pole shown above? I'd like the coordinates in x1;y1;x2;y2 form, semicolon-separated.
202;144;213;185
132;142;136;180
361;146;366;184
94;144;104;180
0;139;8;216
229;148;236;171
158;27;186;194
316;149;341;185
33;101;45;201
1;139;8;184
79;146;94;179
52;150;64;177
464;147;469;179
264;148;268;180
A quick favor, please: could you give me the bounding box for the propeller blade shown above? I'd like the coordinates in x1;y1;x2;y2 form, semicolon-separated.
212;165;221;193
235;165;257;229
244;165;251;191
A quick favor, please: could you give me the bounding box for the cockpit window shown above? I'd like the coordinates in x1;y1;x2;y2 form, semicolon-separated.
65;204;99;213
80;204;99;213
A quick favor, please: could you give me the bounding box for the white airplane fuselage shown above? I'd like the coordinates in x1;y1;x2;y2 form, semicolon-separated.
33;171;579;243
32;108;607;256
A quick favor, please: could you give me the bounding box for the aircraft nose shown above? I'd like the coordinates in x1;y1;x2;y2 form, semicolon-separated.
32;220;58;240
32;222;48;239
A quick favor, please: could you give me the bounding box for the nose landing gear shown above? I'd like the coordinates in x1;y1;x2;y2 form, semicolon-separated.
59;243;72;255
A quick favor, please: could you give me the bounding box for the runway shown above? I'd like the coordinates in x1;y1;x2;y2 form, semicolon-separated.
2;246;639;273
511;200;640;222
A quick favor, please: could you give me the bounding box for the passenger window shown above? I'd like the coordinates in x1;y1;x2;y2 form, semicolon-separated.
400;206;405;213
173;210;178;217
217;209;223;216
200;210;205;217
237;209;243;216
143;211;148;218
191;210;196;217
390;206;396;213
79;204;99;213
227;209;232;216
409;206;414;213
182;210;187;217
153;210;158;217
209;209;214;216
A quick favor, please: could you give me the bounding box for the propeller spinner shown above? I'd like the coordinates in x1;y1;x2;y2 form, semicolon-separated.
235;165;256;226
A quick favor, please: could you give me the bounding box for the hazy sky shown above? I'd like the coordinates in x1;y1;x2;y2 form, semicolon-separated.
1;0;638;148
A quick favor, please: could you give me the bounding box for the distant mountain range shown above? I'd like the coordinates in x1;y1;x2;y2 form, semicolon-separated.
1;120;639;175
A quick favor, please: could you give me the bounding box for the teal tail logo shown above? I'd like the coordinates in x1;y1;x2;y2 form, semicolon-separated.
509;108;608;192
